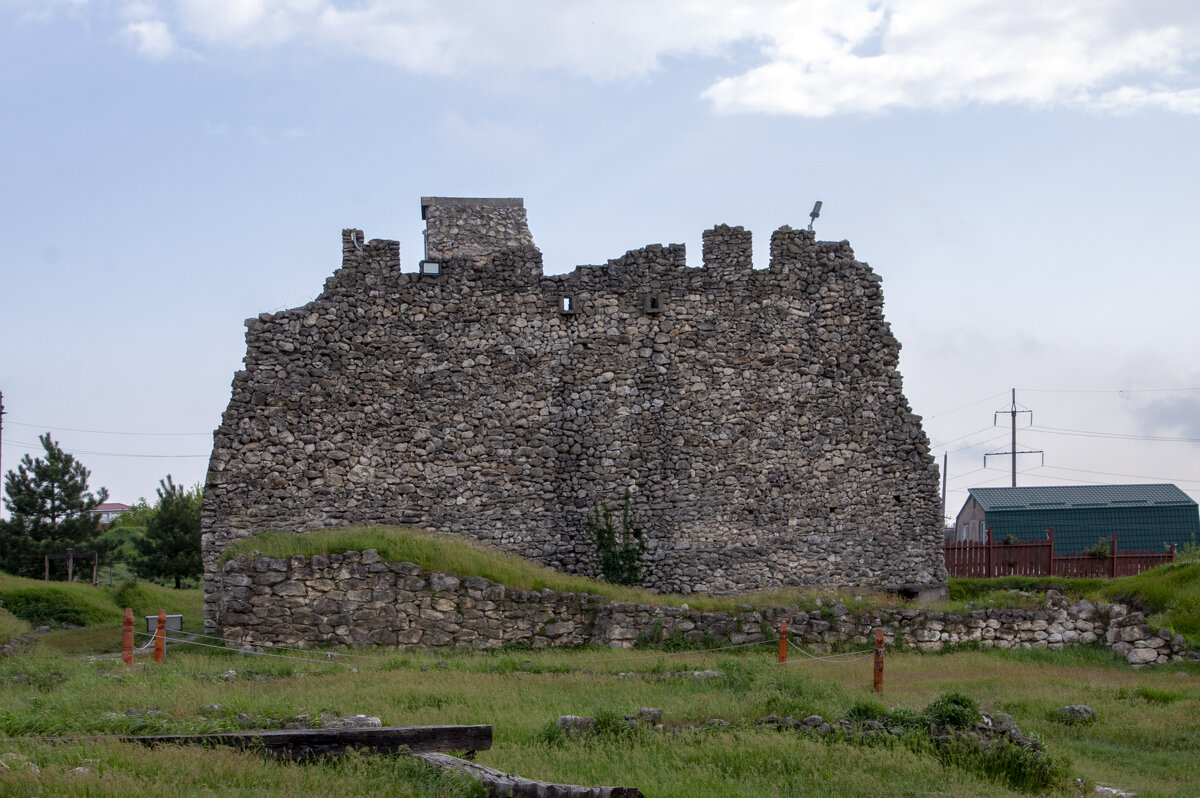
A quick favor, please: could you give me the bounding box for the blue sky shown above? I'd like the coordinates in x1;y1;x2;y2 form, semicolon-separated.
2;0;1199;523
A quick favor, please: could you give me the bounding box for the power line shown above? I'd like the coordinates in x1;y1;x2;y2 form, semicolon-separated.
945;466;997;485
946;431;1009;456
929;425;1000;450
1027;424;1200;444
1016;386;1200;394
4;438;209;459
8;420;211;437
923;391;1009;421
1039;464;1200;485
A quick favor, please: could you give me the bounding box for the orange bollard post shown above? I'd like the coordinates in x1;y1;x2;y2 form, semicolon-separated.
873;628;884;693
122;608;134;666
154;609;166;664
778;621;788;664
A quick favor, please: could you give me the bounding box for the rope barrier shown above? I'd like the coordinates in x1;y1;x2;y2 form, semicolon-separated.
137;629;407;661
128;629;774;670
117;610;886;687
133;632;357;666
785;636;877;661
771;650;876;665
559;638;772;668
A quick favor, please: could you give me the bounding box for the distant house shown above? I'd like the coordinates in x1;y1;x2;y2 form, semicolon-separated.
954;484;1200;555
90;502;131;525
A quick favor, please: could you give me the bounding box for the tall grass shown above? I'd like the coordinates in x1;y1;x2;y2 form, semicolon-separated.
0;641;1195;796
0;606;30;643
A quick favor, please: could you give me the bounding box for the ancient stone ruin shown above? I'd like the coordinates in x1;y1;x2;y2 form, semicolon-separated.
214;550;1191;666
201;197;945;630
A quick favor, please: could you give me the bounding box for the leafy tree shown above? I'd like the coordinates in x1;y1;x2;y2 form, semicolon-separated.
133;476;202;588
0;433;112;578
110;497;156;530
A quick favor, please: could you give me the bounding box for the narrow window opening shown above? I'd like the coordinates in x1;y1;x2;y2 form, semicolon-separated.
560;296;576;315
643;294;664;314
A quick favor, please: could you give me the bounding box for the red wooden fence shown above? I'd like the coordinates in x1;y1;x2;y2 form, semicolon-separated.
944;528;1175;579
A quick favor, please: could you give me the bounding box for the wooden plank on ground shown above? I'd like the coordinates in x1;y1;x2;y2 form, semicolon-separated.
416;751;644;798
118;725;492;761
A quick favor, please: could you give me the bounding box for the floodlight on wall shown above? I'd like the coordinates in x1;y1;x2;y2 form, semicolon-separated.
808;201;823;232
560;296;576;315
419;260;441;276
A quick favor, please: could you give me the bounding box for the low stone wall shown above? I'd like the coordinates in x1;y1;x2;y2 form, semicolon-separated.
216;551;1194;667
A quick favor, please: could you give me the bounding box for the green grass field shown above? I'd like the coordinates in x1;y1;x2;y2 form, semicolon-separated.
0;638;1197;796
1;530;1198;796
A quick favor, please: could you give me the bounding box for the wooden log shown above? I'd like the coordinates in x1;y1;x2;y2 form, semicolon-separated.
415;751;644;798
118;725;492;761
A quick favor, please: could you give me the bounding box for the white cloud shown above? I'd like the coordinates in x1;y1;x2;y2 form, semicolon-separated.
79;1;1200;115
123;19;179;60
177;0;326;47
701;1;1200;116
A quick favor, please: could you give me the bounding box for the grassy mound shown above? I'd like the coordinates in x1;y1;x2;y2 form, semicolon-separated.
110;580;202;621
0;584;123;627
0;607;31;644
218;525;891;614
1100;561;1200;644
948;560;1200;647
0;572;204;657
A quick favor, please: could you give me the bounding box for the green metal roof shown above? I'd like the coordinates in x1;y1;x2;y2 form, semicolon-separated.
967;484;1200;555
969;484;1195;511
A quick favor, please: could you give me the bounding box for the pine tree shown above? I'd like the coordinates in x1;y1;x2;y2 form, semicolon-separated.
0;433;111;578
134;475;202;589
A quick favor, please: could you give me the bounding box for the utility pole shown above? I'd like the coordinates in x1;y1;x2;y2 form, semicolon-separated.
984;389;1043;487
0;390;6;493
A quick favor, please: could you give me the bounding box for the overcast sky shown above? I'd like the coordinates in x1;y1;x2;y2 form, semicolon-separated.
2;0;1199;523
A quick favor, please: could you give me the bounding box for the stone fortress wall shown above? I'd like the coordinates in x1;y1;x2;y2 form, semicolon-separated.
201;197;946;631
216;551;1192;667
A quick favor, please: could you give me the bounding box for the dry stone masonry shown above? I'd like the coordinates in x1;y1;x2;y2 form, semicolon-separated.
202;197;945;631
216;552;1193;666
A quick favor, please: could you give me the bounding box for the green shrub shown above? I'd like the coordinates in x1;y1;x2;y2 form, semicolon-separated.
845;699;890;724
922;691;981;729
1133;686;1181;705
907;729;1070;793
111;581;156;614
592;708;639;738
0;586;120;627
588;490;646;586
847;692;979;732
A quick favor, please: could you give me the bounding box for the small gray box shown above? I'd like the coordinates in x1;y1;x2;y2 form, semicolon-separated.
145;614;184;633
